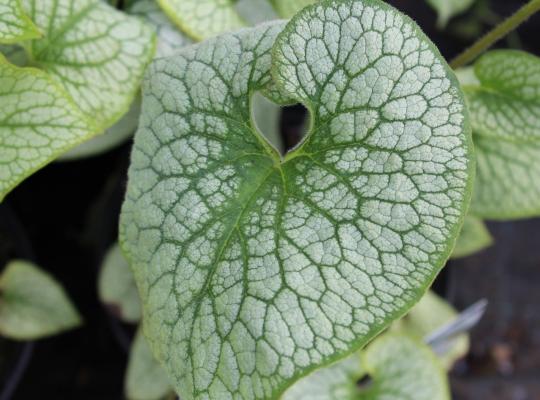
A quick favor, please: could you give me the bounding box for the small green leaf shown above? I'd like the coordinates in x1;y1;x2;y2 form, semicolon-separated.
126;328;172;400
470;135;540;219
282;333;449;400
98;243;141;323
0;55;95;201
0;260;82;340
0;0;40;44
120;1;472;398
22;0;155;130
463;50;540;142
425;0;475;28
130;0;193;58
451;215;492;258
393;290;469;369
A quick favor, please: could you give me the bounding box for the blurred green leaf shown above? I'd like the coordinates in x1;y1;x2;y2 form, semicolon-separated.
0;260;82;340
126;328;172;400
98;244;141;324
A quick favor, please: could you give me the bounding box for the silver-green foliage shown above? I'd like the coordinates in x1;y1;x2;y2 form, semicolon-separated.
0;0;155;200
282;333;449;400
120;0;472;399
460;51;540;219
0;0;39;44
156;0;317;40
0;260;82;340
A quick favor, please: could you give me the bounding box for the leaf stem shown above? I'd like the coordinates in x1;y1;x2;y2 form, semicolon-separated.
0;343;34;400
450;0;540;69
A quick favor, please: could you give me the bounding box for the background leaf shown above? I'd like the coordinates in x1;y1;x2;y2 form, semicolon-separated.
156;0;246;40
125;328;172;400
451;215;492;258
0;56;95;201
98;243;141;324
130;0;193;58
0;260;82;340
269;0;316;18
21;0;155;130
425;0;475;28
470;135;540;219
464;51;540;142
282;333;449;400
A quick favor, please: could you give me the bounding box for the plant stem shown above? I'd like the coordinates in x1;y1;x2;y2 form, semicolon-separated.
0;343;34;400
450;0;540;69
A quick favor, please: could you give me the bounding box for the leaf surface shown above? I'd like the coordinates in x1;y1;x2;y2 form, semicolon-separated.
0;55;94;201
98;243;141;323
451;215;492;258
130;0;193;58
0;260;82;340
282;333;449;400
470;135;540;219
21;0;155;129
157;0;246;41
156;0;316;41
0;0;40;44
126;328;172;400
463;51;540;142
120;1;472;399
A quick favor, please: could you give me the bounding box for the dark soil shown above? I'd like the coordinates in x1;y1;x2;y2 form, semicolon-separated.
1;1;539;399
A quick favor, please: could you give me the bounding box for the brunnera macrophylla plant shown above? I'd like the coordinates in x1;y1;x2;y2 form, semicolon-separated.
2;0;540;399
119;1;473;399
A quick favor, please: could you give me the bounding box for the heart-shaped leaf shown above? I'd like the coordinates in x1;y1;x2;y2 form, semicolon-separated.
282;333;449;400
0;0;40;44
120;1;472;399
0;260;82;340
